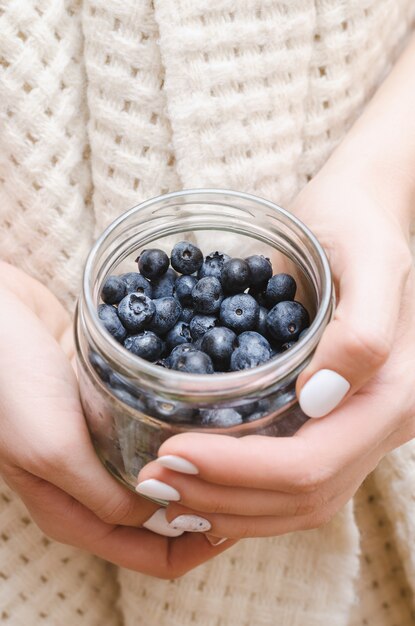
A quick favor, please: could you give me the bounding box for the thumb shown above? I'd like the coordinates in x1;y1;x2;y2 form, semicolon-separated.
296;249;402;418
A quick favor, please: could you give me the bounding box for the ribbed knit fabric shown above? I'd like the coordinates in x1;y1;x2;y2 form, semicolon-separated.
0;0;414;624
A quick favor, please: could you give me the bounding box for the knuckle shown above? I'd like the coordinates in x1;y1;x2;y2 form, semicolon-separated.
95;495;136;525
292;496;318;517
209;499;231;516
25;438;77;477
293;465;331;494
346;327;391;369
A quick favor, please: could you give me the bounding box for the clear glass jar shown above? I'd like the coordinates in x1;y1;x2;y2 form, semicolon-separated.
74;189;334;494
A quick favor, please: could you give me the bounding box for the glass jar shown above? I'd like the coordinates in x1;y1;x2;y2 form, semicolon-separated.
75;189;334;494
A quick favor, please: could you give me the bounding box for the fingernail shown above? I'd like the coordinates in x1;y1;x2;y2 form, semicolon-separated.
299;369;350;418
157;455;199;475
136;479;181;501
205;535;228;546
169;515;211;532
142;508;184;537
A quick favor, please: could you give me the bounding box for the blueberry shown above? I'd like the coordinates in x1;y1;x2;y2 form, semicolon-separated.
166;321;192;351
108;384;146;411
192;276;223;314
108;372;145;409
144;396;195;423
170;350;214;374
124;331;164;362
117;293;155;332
256;306;269;337
198;251;231;280
98;304;127;342
120;272;153;298
220;294;259;333
236;400;262;419
200;327;237;371
89;350;112;382
265;273;296;306
237;331;271;354
245;255;272;289
221;258;251;294
151;268;177;299
171;241;203;275
266;301;309;342
175;275;198;306
168;343;198;368
198;408;243;427
179;307;194;324
136;248;170;280
148;297;182;335
101;275;127;304
189;314;218;340
230;344;272;371
238;398;271;422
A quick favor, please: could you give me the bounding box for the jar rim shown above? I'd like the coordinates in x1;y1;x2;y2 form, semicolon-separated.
80;188;333;401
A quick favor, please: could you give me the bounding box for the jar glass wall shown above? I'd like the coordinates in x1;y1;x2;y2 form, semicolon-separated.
75;189;334;493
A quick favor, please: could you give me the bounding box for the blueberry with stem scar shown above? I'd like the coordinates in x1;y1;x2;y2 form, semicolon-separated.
266;301;309;342
220;294;259;333
117;293;155;333
171;242;203;275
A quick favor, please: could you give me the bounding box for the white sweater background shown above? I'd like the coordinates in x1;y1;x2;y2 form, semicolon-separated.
0;1;414;624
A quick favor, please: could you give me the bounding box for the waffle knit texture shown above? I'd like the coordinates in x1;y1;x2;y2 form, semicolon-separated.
0;0;415;624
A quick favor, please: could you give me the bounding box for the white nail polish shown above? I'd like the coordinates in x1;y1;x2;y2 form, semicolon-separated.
169;515;211;532
143;509;184;537
299;369;350;418
136;479;181;501
157;455;199;475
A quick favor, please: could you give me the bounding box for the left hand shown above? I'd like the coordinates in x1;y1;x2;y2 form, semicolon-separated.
136;168;415;540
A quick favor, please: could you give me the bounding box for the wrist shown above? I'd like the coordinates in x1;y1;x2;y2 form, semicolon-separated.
316;141;415;232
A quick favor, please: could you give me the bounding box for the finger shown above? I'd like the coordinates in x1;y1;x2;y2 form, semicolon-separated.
0;291;154;527
155;381;398;495
162;449;381;539
136;464;326;518
27;413;161;527
7;472;233;577
296;240;407;418
163;489;354;539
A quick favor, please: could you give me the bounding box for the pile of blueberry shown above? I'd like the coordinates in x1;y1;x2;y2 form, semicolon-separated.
97;242;310;375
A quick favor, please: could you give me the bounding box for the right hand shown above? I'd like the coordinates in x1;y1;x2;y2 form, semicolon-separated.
0;263;231;577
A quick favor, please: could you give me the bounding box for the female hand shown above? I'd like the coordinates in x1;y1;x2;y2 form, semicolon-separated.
135;168;415;540
136;33;415;541
0;263;231;575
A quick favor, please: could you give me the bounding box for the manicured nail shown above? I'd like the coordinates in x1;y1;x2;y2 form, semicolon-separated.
299;369;350;418
157;455;199;475
169;515;211;532
205;535;228;546
136;479;181;501
142;508;184;537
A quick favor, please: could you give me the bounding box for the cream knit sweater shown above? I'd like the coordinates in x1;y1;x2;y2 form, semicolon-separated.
0;1;415;624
